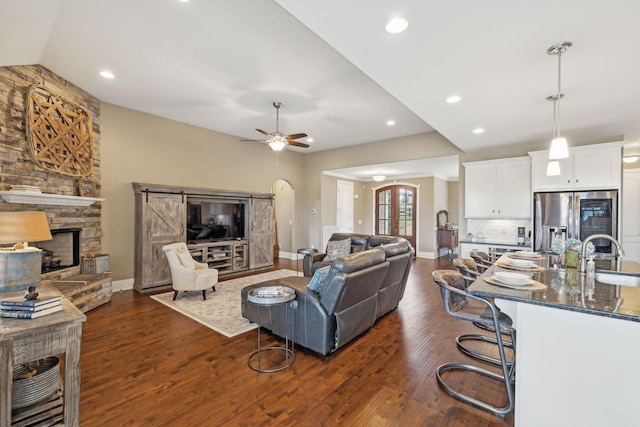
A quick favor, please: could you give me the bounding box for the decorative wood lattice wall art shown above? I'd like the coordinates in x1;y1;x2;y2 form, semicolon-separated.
26;84;94;177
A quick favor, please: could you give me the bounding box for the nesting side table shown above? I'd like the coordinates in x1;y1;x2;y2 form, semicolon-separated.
247;286;296;373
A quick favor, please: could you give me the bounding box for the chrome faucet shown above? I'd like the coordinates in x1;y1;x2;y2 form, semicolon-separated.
580;234;625;273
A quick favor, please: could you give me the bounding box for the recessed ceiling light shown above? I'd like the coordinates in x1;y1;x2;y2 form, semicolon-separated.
177;0;190;2
372;173;386;182
385;18;409;34
472;128;485;134
99;70;115;79
446;95;461;104
386;120;396;126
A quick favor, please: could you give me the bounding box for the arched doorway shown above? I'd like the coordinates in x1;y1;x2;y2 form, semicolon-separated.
375;184;417;250
272;179;295;260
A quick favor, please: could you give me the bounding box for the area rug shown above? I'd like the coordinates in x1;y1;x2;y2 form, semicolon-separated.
151;269;297;338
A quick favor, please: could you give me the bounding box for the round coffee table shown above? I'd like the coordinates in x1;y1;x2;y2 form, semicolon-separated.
247;285;296;373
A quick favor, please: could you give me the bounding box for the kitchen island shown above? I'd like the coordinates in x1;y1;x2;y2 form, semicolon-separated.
468;255;640;427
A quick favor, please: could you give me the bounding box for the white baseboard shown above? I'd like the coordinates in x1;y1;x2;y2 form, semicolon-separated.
278;251;297;260
113;278;134;292
416;251;436;259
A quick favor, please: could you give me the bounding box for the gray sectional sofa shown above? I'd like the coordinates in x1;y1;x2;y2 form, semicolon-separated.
240;233;413;356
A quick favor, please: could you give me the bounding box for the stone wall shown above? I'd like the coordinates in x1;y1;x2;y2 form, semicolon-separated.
0;65;102;278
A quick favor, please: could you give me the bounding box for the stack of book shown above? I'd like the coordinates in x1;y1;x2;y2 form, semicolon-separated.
0;296;62;319
9;184;42;193
257;286;285;297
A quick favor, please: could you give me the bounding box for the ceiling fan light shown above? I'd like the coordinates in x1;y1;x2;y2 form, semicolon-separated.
372;174;386;182
546;160;561;176
268;139;286;152
549;136;569;160
623;155;639;164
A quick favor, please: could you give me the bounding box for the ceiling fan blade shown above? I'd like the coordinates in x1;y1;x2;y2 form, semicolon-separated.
288;140;310;148
286;133;307;140
240;139;266;142
255;128;270;136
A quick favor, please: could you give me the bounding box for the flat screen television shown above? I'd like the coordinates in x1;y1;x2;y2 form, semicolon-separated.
186;197;247;243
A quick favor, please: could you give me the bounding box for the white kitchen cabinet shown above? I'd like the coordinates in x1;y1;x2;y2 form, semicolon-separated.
622;169;640;262
464;157;531;218
530;142;622;192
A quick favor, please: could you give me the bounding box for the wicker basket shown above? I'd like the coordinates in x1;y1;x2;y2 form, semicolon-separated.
12;356;60;409
81;254;109;274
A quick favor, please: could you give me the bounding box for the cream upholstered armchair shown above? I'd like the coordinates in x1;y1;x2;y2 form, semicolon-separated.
162;242;218;300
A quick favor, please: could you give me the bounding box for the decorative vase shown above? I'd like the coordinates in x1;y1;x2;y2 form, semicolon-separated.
564;267;579;287
565;249;580;269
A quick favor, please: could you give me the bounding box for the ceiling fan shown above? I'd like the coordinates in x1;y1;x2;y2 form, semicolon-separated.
245;102;309;151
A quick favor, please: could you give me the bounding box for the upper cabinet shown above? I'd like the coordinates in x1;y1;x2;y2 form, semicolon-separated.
530;142;623;192
464;157;531;219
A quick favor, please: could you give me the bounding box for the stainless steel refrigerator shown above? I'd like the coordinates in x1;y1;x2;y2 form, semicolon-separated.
533;190;618;254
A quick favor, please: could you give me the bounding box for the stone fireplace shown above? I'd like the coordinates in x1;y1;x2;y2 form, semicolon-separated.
36;228;81;273
0;65;104;285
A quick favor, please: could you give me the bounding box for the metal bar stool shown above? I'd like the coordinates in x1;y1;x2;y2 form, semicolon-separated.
453;258;515;342
432;270;516;417
469;250;494;273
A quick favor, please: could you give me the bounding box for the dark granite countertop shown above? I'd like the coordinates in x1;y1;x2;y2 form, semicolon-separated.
468;254;640;322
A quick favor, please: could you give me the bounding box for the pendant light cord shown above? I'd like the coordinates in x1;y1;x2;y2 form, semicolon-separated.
556;50;562;137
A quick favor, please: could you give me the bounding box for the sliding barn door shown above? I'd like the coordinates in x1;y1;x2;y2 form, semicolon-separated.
134;192;186;291
249;197;274;269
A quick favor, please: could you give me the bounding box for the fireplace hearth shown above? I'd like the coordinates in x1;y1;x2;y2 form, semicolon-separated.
35;228;81;273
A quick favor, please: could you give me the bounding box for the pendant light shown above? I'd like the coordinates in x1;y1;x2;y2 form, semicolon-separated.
547;42;572;160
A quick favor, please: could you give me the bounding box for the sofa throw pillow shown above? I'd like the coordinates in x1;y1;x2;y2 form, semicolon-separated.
176;246;196;270
306;265;331;294
351;244;366;253
323;238;351;262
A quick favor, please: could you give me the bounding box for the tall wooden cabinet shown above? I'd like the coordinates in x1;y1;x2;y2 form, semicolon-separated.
133;183;274;292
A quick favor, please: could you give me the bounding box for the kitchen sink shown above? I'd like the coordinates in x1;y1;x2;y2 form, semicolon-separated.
595;272;640;287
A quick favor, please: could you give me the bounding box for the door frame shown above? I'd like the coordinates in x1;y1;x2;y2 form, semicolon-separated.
371;182;419;251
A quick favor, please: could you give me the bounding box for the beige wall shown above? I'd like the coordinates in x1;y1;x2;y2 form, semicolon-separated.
101;103;465;281
273;179;295;254
447;181;459;226
100;103;305;281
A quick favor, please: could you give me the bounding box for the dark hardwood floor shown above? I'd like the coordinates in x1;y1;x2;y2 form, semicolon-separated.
79;257;514;426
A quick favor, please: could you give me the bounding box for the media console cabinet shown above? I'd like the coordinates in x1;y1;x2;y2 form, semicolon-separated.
187;240;248;275
132;183;274;293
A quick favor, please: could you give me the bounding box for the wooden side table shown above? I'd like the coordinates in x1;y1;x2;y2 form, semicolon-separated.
0;281;86;427
438;229;458;255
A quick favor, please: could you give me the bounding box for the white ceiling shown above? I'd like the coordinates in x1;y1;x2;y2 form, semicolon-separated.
2;0;640;180
324;156;460;183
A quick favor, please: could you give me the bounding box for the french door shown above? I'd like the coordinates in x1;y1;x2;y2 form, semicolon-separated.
375;185;416;250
